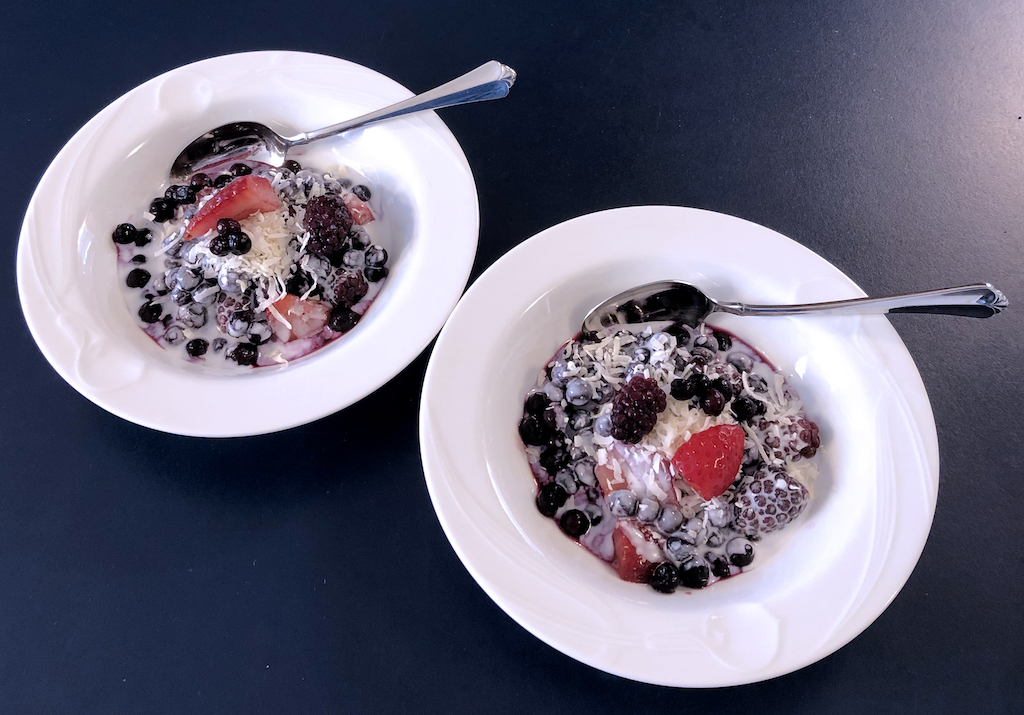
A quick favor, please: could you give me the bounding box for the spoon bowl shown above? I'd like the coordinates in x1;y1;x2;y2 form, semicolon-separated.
582;279;1008;333
169;60;516;181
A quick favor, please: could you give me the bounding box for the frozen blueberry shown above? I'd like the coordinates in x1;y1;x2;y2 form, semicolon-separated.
227;342;258;366
726;352;754;372
229;163;252;176
351;184;371;201
227;232;252;255
176;268;202;291
347;226;369;250
636;497;660;523
726;537;755;568
226;310;252;338
583;504;603;527
341;250;364;270
554;469;578;495
163;326;186;346
525;392;551;416
649;563;680;594
559;509;590;538
710;377;733;402
671;373;710;400
209;235;231;257
665;536;696;562
700;389;726;416
247;321;273;345
543;382;563;403
138;302;162;324
178;303;207;329
170;287;192;306
678;557;711;589
130;255;147;264
568;409;593;432
189;173;212;190
364;265;387;283
282;159;302;174
539;444;571;475
192;284;220;306
165;184;196;205
656;505;683;533
607;490;638;518
518;415;551;447
746;374;769;394
218;269;244;293
216;218;241;235
185;338;208;357
632;347;650;364
565;378;592;407
594;413;613;437
213;174;233;189
689;347;715;365
573;459;597;486
149;198;175;222
731;396;760;422
713;331;732;351
133;229;153;248
327;306;360;334
211;338;227;352
364;245;387;266
693;334;718;353
125;268;150;289
112;223;138;244
536;483;568;517
707;552;732;579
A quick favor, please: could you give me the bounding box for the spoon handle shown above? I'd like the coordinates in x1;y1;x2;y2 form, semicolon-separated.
719;283;1008;319
294;61;516;145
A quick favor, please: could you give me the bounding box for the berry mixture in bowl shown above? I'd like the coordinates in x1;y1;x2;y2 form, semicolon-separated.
519;322;820;593
111;160;389;369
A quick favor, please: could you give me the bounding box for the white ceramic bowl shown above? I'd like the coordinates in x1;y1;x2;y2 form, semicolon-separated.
18;51;479;437
420;206;939;687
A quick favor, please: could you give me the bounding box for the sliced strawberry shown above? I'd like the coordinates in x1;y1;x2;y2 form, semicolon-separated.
671;424;746;500
342;193;374;225
595;443;678;503
185;175;281;238
611;522;662;583
268;295;330;343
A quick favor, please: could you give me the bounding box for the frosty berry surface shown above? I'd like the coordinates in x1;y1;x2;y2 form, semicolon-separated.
111;159;390;369
519;322;821;593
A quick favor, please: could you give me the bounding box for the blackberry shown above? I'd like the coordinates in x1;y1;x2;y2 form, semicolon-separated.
164;184;196;204
525;392;551;416
731;396;759;422
609;376;667;443
138;302;162;323
229;163;252;176
213;174;233;189
539;443;570;474
700;388;726;416
649;562;680;593
559;509;590;538
331;271;368;308
216;218;241;234
364;265;388;283
112;223;137;244
351;184;372;201
671;373;709;401
678;557;710;589
149;198;175;222
304;195;354;256
134;228;153;247
186;338;208;357
125;268;150;289
189;173;212;190
227;343;258;366
282;159;302;173
327;306;360;334
536;483;568;517
733;465;809;537
518;415;552;446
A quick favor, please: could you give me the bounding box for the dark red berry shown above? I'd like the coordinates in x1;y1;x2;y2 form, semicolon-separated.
138;302;162;323
216;218;241;234
186;339;208;357
229;163;252;176
112;223;137;244
536;483;568;517
559;509;590;538
331;271;368;308
125;268;150;288
189;173;212;190
649;562;680;593
327;306;359;334
609;376;667;443
213;174;233;188
351;184;371;201
303;195;353;256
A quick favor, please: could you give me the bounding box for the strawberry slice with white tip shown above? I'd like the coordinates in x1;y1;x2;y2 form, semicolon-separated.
185;175;281;238
268;295;330;343
611;522;664;583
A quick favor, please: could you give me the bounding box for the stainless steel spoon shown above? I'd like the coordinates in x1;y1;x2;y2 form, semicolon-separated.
169;60;517;181
582;281;1008;333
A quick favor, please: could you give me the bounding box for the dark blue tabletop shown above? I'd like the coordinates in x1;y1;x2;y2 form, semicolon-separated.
2;1;1022;712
